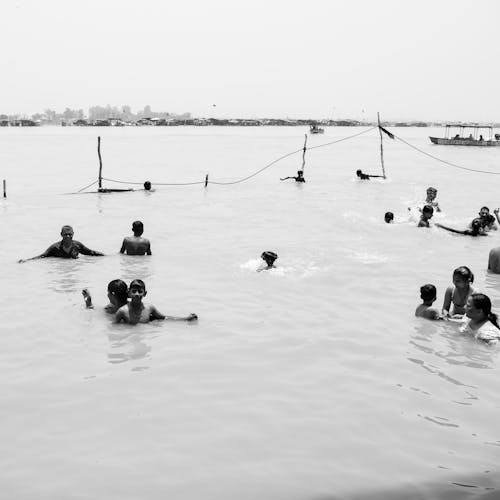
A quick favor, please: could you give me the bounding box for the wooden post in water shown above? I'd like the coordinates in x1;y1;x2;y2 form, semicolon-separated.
301;134;308;172
97;136;103;189
3;179;6;198
377;112;386;179
205;174;209;188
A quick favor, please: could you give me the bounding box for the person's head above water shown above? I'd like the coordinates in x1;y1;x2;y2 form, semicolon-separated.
384;212;394;223
128;279;147;300
60;225;74;240
107;279;128;305
132;220;144;236
261;251;278;267
453;266;474;286
426;187;437;199
465;293;497;325
356;169;363;177
470;218;483;235
144;181;152;191
420;284;437;302
297;170;304;176
422;205;434;218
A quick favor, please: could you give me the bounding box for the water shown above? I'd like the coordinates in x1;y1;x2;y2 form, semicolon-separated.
1;126;499;499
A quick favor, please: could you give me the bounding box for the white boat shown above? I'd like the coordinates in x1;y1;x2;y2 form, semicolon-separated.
429;124;500;146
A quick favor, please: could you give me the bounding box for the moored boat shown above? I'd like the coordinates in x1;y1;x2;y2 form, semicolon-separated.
429;124;500;146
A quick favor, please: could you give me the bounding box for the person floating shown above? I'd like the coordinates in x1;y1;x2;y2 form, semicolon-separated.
18;225;104;262
436;218;487;236
417;205;434;227
459;293;500;344
281;170;305;183
442;266;475;319
356;169;384;180
82;279;129;314
258;251;278;272
114;279;198;324
384;212;394;223
120;220;152;255
415;284;442;320
475;206;497;231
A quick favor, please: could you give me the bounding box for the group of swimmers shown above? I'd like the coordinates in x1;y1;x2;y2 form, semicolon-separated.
18;222;196;325
415;266;500;344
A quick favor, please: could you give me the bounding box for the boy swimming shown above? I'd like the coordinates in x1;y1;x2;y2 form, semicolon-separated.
257;251;278;271
82;279;129;314
418;205;434;227
120;221;152;255
114;279;197;324
415;284;441;320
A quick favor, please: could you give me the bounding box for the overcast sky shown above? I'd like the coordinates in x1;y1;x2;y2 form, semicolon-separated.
1;0;499;121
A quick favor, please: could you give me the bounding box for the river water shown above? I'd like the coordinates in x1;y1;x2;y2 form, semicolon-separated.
1;126;499;499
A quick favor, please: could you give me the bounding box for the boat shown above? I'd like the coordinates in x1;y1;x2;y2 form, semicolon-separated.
309;124;324;134
429;124;500;146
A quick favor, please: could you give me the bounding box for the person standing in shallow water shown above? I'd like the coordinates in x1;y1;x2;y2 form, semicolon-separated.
18;225;104;262
120;221;151;255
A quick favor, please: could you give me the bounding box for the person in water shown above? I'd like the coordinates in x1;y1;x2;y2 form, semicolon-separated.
436;218;487;236
114;279;198;324
415;284;442;320
82;279;129;314
280;170;305;183
120;221;152;255
423;187;441;212
459;293;500;344
384;212;394;223
488;246;500;274
356;169;384;180
474;206;497;231
18;225;104;262
418;205;434;227
258;251;278;271
442;266;475;319
143;181;152;191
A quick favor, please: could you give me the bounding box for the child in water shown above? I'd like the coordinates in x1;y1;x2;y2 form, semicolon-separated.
114;279;197;324
82;279;129;314
257;251;278;271
418;205;434;227
415;284;441;320
442;266;476;319
460;293;500;344
424;187;441;212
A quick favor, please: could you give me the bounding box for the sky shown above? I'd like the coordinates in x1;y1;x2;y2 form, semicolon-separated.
1;0;499;121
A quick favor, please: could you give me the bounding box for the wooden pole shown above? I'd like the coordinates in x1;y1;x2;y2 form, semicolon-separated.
301;134;308;172
97;136;103;189
3;179;6;198
205;174;209;188
377;112;386;179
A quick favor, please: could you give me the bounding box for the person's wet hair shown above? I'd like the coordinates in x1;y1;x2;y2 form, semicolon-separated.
470;218;483;235
470;293;500;328
453;266;474;284
107;279;128;303
144;181;152;191
420;284;436;302
384;212;394;223
480;206;490;213
129;279;146;291
261;251;278;265
426;187;437;193
132;220;144;236
422;205;434;215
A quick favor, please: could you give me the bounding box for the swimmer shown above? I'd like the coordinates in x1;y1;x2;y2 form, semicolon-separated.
356;169;384;180
459;293;500;344
120;221;152;255
417;205;434;227
280;170;305;183
82;279;129;314
18;225;104;262
114;279;198;324
424;187;441;212
474;206;497;231
384;212;394;223
143;181;152;191
436;218;487;236
442;266;476;319
415;284;442;320
257;251;278;272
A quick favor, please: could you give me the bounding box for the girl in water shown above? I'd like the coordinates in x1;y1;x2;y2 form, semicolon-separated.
442;266;476;319
460;293;500;344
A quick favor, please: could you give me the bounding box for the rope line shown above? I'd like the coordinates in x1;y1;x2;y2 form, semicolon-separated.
77;179;98;192
393;133;500;175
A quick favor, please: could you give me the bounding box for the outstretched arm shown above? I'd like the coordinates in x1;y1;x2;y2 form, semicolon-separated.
150;305;198;321
78;242;104;256
435;223;465;234
18;247;52;263
280;176;293;181
442;286;453;317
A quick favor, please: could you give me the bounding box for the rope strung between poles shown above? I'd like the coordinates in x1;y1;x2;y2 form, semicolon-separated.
73;126;378;192
393;133;500;175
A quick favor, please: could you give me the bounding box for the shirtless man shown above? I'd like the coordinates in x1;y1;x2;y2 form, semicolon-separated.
18;225;104;262
114;280;197;325
120;221;151;255
280;170;305;183
356;169;384;180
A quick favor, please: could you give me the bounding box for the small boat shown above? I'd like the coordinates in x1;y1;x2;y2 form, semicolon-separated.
309;124;324;134
429;124;500;146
